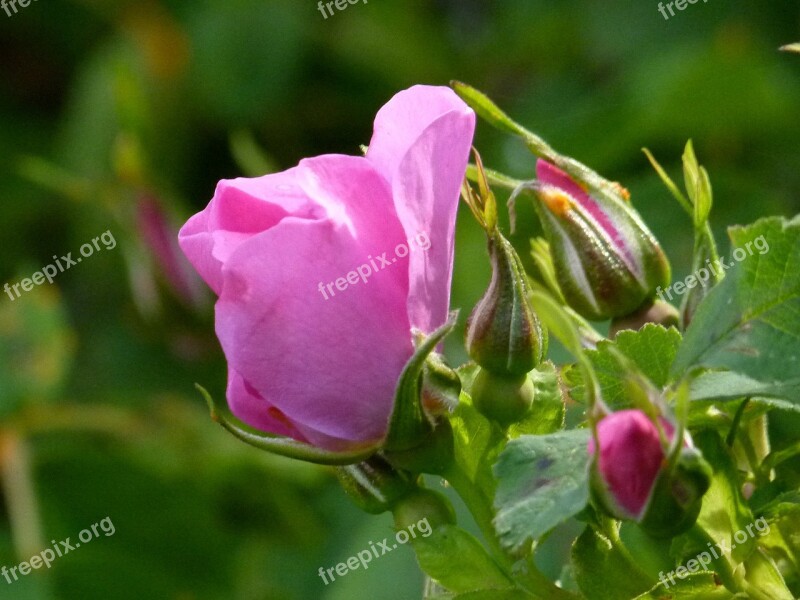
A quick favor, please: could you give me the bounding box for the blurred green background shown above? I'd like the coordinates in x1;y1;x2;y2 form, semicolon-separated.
1;1;799;598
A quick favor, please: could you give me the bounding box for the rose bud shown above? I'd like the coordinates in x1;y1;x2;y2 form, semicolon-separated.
179;86;475;452
530;160;671;321
466;233;544;422
466;231;547;378
463;154;547;425
588;409;711;536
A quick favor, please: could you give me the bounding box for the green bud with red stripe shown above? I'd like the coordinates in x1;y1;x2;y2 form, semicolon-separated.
528;160;671;321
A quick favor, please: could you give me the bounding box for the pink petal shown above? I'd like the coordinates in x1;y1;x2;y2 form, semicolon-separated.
178;167;319;294
536;160;638;276
367;85;475;332
215;157;413;447
590;410;667;518
227;367;308;441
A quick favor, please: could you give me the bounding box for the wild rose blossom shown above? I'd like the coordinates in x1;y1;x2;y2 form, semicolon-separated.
178;86;475;450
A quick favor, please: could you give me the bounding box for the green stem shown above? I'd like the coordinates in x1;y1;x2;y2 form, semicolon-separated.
602;520;651;582
0;431;45;559
738;434;769;488
686;523;739;593
725;398;750;448
686;525;786;600
466;163;526;191
443;466;513;572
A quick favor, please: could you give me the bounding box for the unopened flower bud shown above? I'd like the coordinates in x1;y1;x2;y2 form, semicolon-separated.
466;231;546;377
588;409;710;536
530;160;671;321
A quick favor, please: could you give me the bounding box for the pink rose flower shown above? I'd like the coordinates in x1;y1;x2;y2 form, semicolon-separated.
587;409;676;519
178;86;475;450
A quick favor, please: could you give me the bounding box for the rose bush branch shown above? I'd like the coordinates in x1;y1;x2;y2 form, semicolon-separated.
177;81;800;599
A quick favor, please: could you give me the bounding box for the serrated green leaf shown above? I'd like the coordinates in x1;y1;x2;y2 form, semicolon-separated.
572;526;654;600
509;362;566;436
411;524;512;594
671;217;800;400
565;324;682;407
755;492;800;586
493;430;591;552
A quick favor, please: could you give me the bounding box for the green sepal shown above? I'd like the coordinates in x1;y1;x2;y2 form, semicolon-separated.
643;142;722;328
384;313;459;453
336;454;417;514
422;351;462;415
450;81;631;205
196;384;377;465
637;447;713;538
